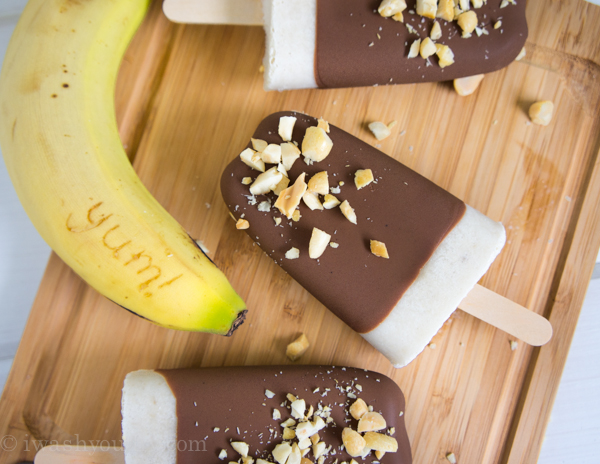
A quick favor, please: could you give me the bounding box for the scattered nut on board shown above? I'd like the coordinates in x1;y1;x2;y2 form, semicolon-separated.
453;74;485;96
529;100;554;126
286;333;310;361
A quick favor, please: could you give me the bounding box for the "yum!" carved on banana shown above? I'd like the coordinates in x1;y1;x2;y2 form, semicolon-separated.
0;0;247;334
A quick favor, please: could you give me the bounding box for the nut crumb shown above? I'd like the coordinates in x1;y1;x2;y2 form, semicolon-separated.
285;247;300;260
370;240;389;259
242;177;252;185
287;333;310;361
529;101;554;126
368;121;392;140
446;452;457;463
509;340;518;351
453;74;484;96
236;218;250;230
355;169;374;189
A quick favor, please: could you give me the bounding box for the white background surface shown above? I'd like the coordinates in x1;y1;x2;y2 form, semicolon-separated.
0;2;599;462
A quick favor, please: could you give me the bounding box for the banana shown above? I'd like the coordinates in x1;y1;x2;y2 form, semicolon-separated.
0;0;247;334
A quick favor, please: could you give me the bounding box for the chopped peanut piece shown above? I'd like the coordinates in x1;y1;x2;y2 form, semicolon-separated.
453;74;484;96
317;118;330;133
287;444;302;464
322;194;341;209
378;0;407;17
281;417;296;427
349;398;369;420
307;171;329;195
529;101;554;126
236;218;250;230
272;443;292;464
393;11;404;21
436;0;454;21
251;138;268;152
309;228;331;259
363;432;398;453
329;242;339;249
303;191;324;210
250;167;283;195
313;441;326;459
273;408;281;420
420;37;437;59
283;427;296;440
515;47;526;61
275;173;307;218
281;142;302;171
272;176;291;196
241;177;252;185
302;126;333;162
285;247;300;260
436;44;455;68
310;434;320;446
342;428;367;457
292;209;301;222
457;11;478;37
242;457;254;464
231;442;249;457
340;200;357;224
494;20;502;29
471;0;483;7
375;451;386;460
355;169;374;189
301;459;313;464
286;333;310;360
357;412;387;432
240;147;265;172
298;438;312;450
368;121;391;140
417;0;438;18
446;452;457;463
408;39;421;58
430;20;442;40
279;116;297;142
291;399;306;419
370;240;390;259
261;144;282;164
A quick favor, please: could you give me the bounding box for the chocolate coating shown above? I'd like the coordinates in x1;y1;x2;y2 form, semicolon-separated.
220;112;465;333
158;366;412;464
315;0;527;88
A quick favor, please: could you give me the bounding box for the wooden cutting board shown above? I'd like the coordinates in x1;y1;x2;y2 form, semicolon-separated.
1;1;599;463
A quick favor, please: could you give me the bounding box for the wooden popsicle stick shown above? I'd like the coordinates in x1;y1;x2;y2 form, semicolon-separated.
163;0;263;25
34;446;124;464
459;284;553;346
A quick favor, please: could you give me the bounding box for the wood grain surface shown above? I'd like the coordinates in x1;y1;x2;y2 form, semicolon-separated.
1;1;599;463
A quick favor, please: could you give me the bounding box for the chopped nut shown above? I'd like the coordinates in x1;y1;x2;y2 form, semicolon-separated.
370;240;389;258
302;126;333;162
420;37;437;59
457;11;477;37
529;101;554;126
363;432;398;452
312;441;326;459
309;227;331;259
446;452;457;463
300;459;312;464
388;427;396;435
340;200;357;224
285;247;300;260
251;138;268;152
287;333;310;360
317;118;330;133
272;176;291;196
258;200;271;212
219;449;228;460
357;412;387;432
471;0;483;7
273;408;281;420
430;20;442;40
250;167;283;195
242;177;252;185
292;209;301;222
310;434;320;446
281;142;302;171
307;171;329;195
236;218;250;230
242;457;254;464
298;438;312;450
306;404;314;420
272;443;292;464
453;74;484;96
378;0;407;17
375;451;386;460
510;340;518;350
408;39;421;58
240;147;266;172
265;389;276;398
279;116;297;142
287;444;302;464
436;0;454;21
291;399;307;419
436;44;455;68
355;169;374;189
416;0;438;18
303;191;324;210
494;20;502;29
368;121;391;140
392;11;404;21
349;398;369;420
275;173;307;218
342;428;367;457
231;442;249;457
261;144;282;164
257;460;273;464
281;418;296;427
329;242;339;249
274;217;282;226
322;194;341;209
283;427;297;440
515;47;526;61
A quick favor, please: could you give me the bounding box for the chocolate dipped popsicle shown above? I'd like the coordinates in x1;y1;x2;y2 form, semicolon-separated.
262;0;527;90
122;366;412;464
220;112;505;367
